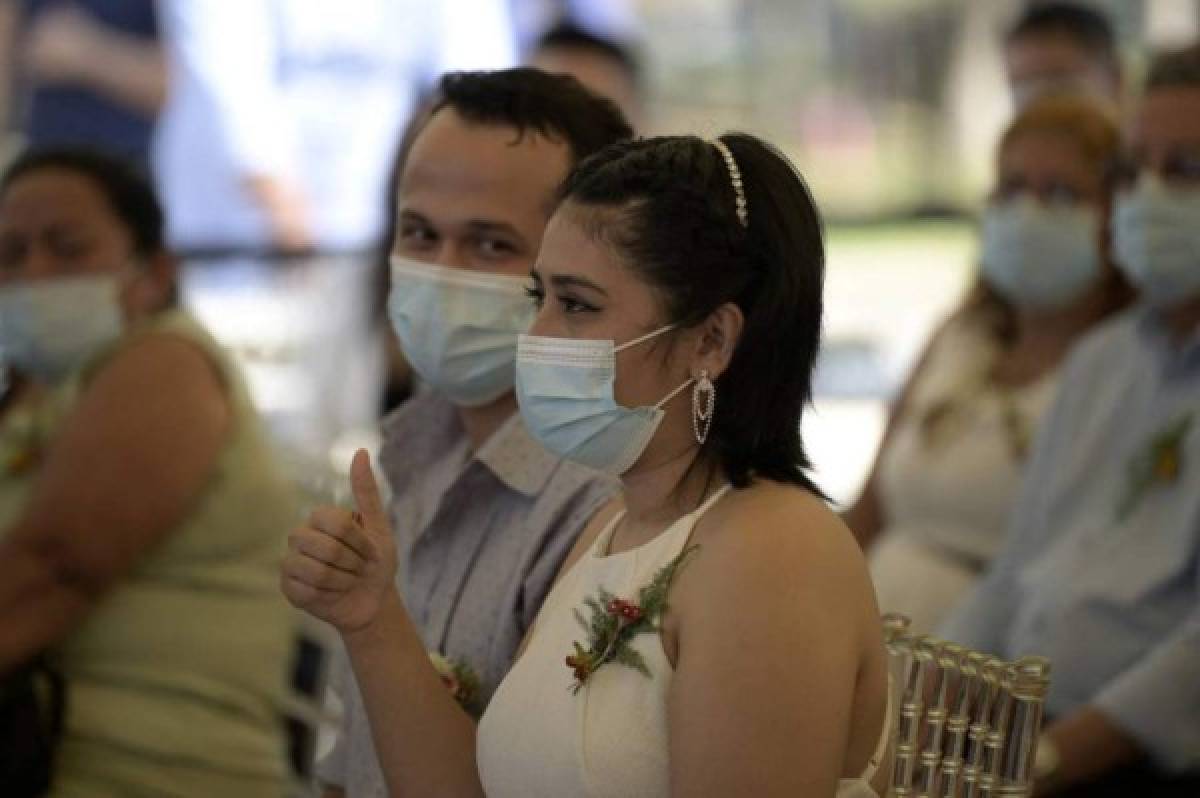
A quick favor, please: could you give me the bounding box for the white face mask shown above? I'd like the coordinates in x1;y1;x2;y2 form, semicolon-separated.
515;325;692;476
980;198;1102;311
387;255;537;407
0;274;125;382
1113;177;1200;307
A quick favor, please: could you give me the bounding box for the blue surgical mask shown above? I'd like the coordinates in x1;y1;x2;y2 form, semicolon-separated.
515;326;692;475
980;198;1102;311
1113;178;1200;307
388;256;536;407
0;275;124;382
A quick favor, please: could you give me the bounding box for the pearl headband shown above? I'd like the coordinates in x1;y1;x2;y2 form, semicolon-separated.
711;138;748;227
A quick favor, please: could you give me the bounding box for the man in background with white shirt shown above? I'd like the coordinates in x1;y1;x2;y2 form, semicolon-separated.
153;1;516;459
941;43;1200;796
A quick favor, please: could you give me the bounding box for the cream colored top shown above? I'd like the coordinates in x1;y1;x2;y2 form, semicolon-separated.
877;318;1058;566
0;310;303;797
477;485;888;797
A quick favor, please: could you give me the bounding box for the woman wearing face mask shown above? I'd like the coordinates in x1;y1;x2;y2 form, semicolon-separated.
283;133;893;797
844;95;1132;633
0;150;303;795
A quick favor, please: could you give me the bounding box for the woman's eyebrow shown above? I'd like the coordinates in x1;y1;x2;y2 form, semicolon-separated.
549;274;608;297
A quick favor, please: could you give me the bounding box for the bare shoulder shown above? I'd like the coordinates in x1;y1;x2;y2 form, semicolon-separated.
99;331;227;395
680;481;875;615
56;330;233;467
80;330;231;423
698;482;867;574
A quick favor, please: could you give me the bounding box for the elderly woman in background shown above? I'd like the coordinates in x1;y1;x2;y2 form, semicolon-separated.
0;149;301;796
845;95;1132;632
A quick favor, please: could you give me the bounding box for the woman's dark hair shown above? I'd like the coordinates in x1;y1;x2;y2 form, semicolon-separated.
1144;42;1200;91
557;133;825;494
0;148;166;258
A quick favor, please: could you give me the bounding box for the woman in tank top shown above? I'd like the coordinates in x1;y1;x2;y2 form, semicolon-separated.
285;133;892;796
0;149;301;796
844;95;1132;632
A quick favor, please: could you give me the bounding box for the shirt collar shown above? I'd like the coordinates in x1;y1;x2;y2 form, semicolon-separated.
474;411;562;497
1134;306;1200;375
382;388;562;499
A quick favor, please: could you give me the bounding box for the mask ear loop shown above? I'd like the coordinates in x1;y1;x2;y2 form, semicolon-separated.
611;323;693;413
614;324;677;354
603;375;694;476
653;375;695;410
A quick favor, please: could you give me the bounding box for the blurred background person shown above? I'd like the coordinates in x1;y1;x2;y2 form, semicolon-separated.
510;0;640;58
528;21;645;130
845;94;1132;631
942;42;1200;796
317;68;629;798
0;149;303;795
1004;1;1124;108
0;0;163;167
152;0;517;465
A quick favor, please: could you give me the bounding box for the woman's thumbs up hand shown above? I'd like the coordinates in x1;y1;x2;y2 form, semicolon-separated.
281;449;398;634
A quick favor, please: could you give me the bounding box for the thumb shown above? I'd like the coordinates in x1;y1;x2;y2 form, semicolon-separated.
350;449;388;532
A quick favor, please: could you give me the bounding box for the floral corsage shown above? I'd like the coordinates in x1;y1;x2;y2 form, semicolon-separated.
565;544;699;693
1117;413;1193;521
429;652;483;717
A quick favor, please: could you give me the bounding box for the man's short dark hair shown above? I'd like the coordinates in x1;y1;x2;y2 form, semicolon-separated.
375;68;634;294
1007;2;1118;70
428;67;633;164
534;22;642;92
1144;42;1200;92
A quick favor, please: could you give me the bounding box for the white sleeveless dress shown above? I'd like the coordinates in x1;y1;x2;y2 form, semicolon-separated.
477;486;889;797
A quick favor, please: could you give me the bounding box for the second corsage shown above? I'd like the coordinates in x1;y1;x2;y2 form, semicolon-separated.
1117;413;1193;521
430;652;483;717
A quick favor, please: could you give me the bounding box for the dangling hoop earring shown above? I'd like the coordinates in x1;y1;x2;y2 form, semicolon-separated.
692;371;716;445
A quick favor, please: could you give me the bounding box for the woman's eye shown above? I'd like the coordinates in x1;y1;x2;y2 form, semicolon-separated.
994;177;1026;201
0;241;24;271
1163;155;1200;186
1043;184;1083;207
49;238;92;259
524;285;544;308
559;296;596;314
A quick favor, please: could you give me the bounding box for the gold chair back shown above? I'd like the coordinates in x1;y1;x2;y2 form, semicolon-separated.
881;613;1051;798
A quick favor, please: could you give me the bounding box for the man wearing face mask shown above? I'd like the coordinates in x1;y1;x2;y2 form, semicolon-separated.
940;44;1200;797
315;68;630;798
